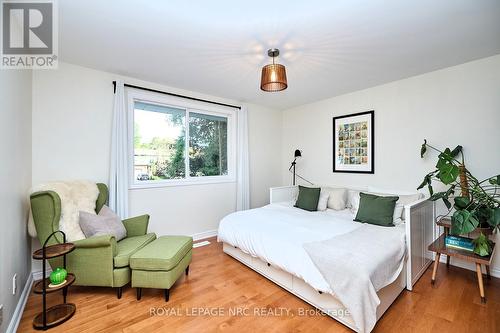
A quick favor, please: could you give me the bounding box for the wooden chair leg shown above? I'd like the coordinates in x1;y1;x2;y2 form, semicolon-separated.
475;263;486;303
117;287;122;299
136;288;142;300
446;255;450;267
164;289;170;302
486;265;491;280
431;253;441;285
185;265;189;276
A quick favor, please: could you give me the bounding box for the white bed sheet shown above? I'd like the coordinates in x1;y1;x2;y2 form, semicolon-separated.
217;202;365;294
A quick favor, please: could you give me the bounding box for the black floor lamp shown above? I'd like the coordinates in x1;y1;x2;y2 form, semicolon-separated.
289;149;302;185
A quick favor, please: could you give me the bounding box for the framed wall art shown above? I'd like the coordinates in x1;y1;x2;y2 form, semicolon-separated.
332;110;374;173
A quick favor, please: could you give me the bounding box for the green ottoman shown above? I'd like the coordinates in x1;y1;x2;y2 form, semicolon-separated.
130;235;193;302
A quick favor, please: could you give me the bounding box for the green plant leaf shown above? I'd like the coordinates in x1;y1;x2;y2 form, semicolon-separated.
429;191;447;201
420;143;427;158
450;145;463;157
437;163;459;185
429;191;452;208
445;184;456;197
488;175;500;185
488;207;500;229
443;197;451;209
472;233;492;257
451;210;479;235
436;158;444;169
439;148;453;161
417;173;433;191
453;196;470;209
476;206;492;224
417;176;429;190
428;184;434;196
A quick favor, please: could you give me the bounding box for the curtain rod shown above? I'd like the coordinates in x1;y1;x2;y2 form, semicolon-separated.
112;81;241;110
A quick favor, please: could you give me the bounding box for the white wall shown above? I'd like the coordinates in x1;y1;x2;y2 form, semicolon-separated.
0;71;32;332
31;62;282;267
282;54;500;273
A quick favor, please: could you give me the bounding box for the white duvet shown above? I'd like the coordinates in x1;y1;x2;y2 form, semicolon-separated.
218;202;366;293
303;223;406;332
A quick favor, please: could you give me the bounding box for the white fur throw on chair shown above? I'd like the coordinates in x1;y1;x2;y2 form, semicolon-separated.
28;180;100;242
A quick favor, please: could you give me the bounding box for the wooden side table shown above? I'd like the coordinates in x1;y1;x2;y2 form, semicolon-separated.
32;231;76;330
428;219;495;303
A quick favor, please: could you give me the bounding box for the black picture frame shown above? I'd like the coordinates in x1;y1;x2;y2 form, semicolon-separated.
332;110;375;174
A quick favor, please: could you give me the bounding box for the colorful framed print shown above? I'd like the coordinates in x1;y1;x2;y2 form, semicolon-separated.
333;110;374;173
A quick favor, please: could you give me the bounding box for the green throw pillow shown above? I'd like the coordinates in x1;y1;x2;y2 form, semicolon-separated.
354;192;399;227
294;186;321;211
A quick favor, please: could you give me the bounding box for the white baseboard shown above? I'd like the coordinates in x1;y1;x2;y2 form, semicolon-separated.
193;240;211;248
438;255;500;278
191;229;217;241
32;268;52;281
6;273;33;333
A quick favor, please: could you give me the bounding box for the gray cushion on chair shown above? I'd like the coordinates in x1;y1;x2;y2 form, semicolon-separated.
79;205;127;241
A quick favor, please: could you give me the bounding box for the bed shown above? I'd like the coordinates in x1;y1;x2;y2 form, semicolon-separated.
218;185;435;332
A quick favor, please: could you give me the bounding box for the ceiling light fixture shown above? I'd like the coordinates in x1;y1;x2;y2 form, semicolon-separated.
260;48;288;92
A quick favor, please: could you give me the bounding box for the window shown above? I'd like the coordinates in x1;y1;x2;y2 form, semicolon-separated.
128;90;235;187
189;112;228;177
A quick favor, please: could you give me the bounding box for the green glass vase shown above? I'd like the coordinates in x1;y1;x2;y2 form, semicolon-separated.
49;267;67;285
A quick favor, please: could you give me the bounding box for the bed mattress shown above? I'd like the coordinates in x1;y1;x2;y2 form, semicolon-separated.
218;202;402;294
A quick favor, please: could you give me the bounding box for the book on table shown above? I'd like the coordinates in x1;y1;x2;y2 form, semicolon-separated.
445;235;474;252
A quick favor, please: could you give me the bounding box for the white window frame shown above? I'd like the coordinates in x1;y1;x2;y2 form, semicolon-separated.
126;88;237;189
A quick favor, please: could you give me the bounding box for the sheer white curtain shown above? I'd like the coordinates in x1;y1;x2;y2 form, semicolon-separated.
236;106;250;211
108;80;129;218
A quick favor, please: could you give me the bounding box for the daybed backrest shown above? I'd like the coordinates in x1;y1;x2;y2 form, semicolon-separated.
270;185;424;218
283;184;423;219
345;188;422;221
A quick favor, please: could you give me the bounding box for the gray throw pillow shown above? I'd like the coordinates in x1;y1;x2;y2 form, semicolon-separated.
79;205;126;241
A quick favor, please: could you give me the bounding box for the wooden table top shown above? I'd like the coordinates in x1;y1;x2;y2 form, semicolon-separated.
33;243;75;260
428;234;495;265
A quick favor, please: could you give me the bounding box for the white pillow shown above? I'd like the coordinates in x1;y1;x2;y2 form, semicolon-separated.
393;203;404;221
348;190;361;214
317;190;330;211
393;217;404;226
393;193;422;219
323;187;347;210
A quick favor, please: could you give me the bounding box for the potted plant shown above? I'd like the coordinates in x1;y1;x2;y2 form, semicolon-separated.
418;140;499;256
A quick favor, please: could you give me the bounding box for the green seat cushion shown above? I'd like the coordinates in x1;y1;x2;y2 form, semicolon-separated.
130;235;193;271
294;185;321;211
114;233;156;268
131;252;192;289
354;192;399;227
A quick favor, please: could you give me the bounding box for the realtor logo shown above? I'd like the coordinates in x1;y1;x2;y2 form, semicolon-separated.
1;0;58;69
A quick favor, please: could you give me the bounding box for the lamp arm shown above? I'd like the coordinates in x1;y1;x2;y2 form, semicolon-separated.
288;169;314;185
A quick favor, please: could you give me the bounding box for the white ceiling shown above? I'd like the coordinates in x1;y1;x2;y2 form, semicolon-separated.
59;0;500;110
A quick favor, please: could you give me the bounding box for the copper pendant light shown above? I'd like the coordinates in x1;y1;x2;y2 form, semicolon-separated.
260;48;288;92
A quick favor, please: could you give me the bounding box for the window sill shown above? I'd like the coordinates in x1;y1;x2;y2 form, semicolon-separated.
129;177;236;190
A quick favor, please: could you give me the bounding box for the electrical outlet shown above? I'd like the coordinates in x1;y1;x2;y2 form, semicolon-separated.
12;274;17;295
0;304;3;326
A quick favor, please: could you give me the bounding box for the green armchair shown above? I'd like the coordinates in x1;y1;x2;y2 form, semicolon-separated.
30;183;156;298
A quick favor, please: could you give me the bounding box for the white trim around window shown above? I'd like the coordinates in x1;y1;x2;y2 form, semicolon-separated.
126;88;237;189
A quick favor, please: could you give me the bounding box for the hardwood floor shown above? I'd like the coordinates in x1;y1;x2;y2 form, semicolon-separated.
18;237;500;332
